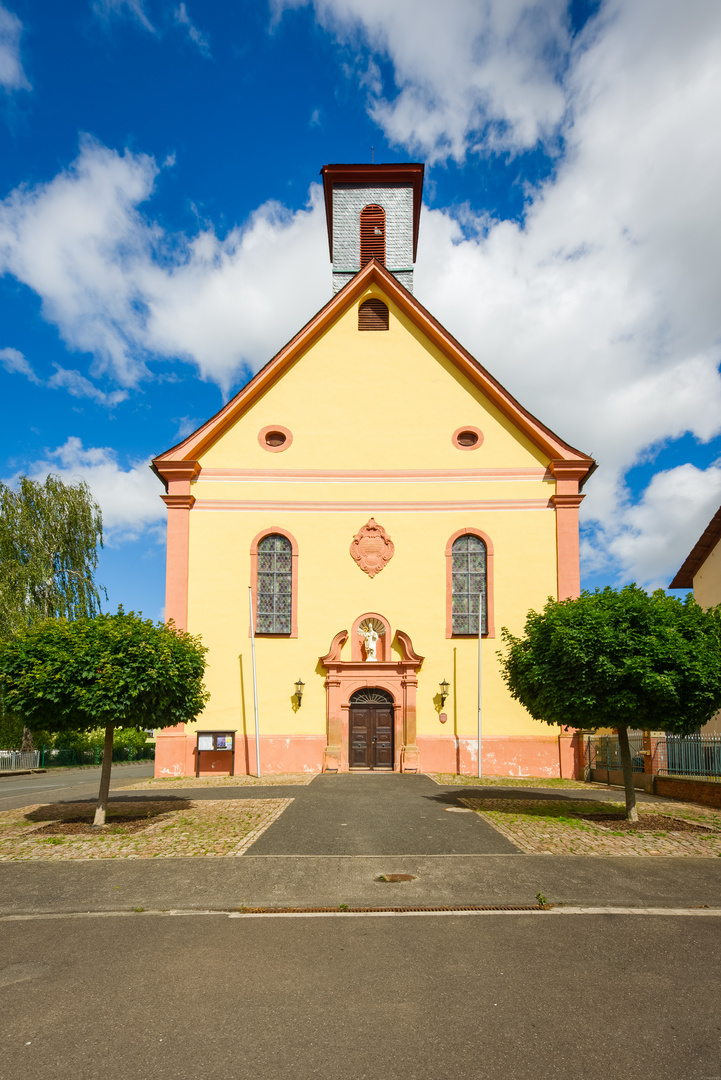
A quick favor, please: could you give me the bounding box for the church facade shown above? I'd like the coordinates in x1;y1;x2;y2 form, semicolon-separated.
152;163;595;778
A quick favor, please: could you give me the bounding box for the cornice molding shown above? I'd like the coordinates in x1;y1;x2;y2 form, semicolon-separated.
162;494;196;511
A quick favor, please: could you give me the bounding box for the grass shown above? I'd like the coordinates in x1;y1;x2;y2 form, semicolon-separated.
431;773;594;789
119;773;314;790
461;797;721;857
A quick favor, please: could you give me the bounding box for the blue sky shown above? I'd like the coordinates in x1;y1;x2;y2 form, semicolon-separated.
1;0;720;619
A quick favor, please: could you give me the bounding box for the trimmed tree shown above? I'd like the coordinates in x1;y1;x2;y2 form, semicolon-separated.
499;585;721;820
0;474;104;750
0;610;209;825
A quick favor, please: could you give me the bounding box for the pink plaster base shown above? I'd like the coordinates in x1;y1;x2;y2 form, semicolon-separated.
417;734;582;778
155;729;583;779
154;730;326;777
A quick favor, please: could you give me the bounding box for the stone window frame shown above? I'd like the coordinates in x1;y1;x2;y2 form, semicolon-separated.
452;426;484;451
258;424;293;453
445;527;495;639
360;204;386;268
250;527;299;638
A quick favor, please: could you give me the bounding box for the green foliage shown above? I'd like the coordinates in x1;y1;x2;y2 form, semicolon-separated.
0;609;209;737
499;585;721;733
0;711;53;751
0;474;104;640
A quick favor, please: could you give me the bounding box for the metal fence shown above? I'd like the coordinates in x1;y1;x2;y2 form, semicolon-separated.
587;734;645;776
587;733;721;783
40;745;155;768
0;750;41;772
660;735;721;780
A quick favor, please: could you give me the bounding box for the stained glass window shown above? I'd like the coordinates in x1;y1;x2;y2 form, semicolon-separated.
256;534;292;634
451;534;487;635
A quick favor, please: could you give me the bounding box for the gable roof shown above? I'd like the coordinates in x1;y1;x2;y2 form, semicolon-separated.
670;505;721;589
152;259;596;483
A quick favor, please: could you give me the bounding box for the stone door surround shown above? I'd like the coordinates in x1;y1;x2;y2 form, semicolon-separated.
320;615;424;773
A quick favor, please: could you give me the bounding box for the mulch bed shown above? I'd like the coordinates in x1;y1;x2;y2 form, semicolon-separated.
22;799;192;836
33;817;155;835
572;812;716;834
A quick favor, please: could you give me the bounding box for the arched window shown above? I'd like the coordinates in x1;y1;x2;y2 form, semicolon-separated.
360;204;385;268
450;533;488;636
256;533;293;634
358;298;389;331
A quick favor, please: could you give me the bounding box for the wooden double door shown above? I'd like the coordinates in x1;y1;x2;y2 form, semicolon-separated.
349;689;394;769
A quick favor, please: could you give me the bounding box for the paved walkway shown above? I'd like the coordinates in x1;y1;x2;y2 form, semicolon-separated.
2;772;721;912
247;773;519;855
2;852;720;913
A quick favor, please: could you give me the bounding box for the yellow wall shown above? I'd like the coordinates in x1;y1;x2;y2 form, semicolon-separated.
199;286;548;472
693;537;721;734
184;283;562;745
693;536;721;610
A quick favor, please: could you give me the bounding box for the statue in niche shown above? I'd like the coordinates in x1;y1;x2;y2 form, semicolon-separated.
357;617;385;662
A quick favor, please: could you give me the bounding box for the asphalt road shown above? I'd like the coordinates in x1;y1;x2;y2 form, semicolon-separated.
1;911;719;1080
0;762;154;812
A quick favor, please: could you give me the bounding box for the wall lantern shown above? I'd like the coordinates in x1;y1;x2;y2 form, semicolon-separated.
295;678;305;707
439;679;450;707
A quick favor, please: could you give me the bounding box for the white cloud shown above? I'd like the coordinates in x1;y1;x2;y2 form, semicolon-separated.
21;437;165;544
48;365;128;407
92;0;155;33
0;2;30;91
0;136;329;394
0;346;40;383
583;463;721;591
407;0;721;585
174;3;210;57
1;345;128;407
273;0;571;162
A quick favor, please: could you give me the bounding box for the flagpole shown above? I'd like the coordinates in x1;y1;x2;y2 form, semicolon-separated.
248;586;261;777
478;591;483;779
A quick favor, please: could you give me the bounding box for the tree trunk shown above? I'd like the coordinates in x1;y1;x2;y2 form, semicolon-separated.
92;723;114;827
617;724;638;822
20;725;35;752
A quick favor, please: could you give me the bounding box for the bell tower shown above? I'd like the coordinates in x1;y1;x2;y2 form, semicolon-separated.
320;163;424;294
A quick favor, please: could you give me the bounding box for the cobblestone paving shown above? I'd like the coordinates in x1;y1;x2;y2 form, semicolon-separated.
462;797;721;856
118;773;315;790
430;773;593;789
0;798;292;861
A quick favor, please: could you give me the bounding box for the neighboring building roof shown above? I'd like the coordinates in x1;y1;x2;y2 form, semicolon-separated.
670;506;721;589
320;163;425;262
152;258;595;482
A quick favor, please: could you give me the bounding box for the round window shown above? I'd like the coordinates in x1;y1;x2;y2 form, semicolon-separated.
452;426;484;450
457;431;478;447
258;425;293;453
265;431;286;447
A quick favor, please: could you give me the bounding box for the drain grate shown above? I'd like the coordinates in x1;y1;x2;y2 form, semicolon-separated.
232;904;546;914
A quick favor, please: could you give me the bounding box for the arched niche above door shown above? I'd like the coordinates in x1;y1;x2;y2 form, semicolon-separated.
351;612;391;662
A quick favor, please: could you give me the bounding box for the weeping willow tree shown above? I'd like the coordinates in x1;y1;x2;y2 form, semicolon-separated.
0;475;104;750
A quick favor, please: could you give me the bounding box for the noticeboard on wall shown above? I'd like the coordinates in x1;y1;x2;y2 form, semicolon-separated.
195;730;236;777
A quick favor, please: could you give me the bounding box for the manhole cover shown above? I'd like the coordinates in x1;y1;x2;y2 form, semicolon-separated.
443;806;473;813
375;874;416;883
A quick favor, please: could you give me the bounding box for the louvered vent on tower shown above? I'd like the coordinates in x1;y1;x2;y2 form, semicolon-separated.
360;205;386;268
358;299;389;331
